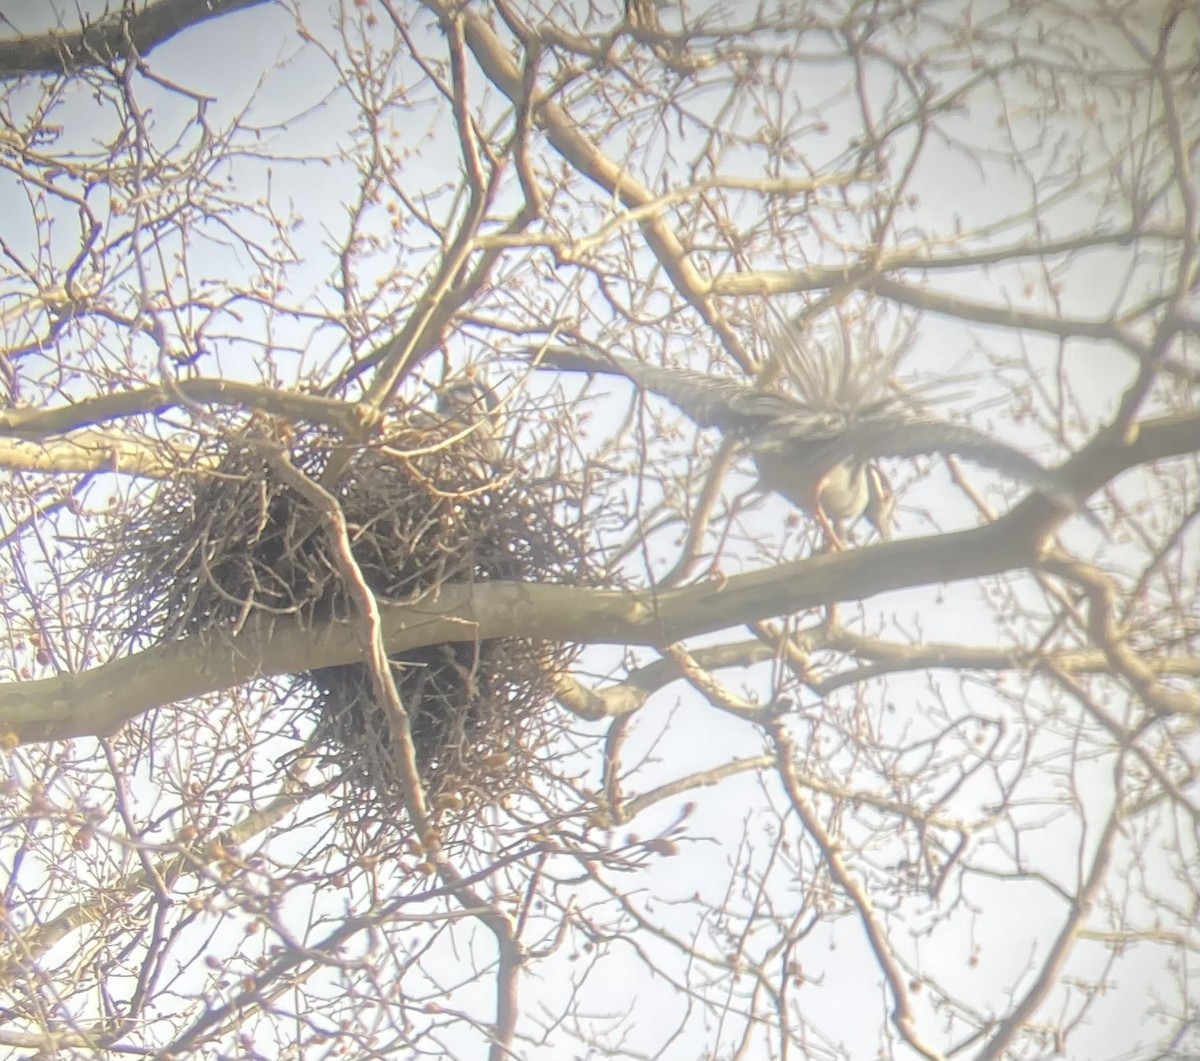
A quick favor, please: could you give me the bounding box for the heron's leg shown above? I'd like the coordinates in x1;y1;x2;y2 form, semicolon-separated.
816;509;848;550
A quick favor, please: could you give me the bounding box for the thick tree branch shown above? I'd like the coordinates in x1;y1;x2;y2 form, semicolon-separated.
0;380;360;439
0;0;271;80
2;411;1194;745
2;528;1017;743
0;430;196;478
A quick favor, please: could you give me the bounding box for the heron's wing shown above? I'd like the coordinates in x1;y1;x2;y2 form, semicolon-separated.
808;415;1088;513
534;345;799;433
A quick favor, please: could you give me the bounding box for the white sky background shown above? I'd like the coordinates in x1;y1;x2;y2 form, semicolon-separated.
0;0;1196;1059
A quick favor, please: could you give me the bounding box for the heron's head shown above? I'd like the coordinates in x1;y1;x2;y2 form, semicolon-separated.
434;377;500;423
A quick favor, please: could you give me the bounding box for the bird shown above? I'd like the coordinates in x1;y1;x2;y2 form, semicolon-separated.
434;376;501;425
805;457;895;542
434;376;507;484
380;375;506;493
532;334;1091;545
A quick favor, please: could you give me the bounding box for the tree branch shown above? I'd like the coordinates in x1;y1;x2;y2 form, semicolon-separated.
2;412;1192;744
0;379;360;440
0;0;271;79
0;517;1059;745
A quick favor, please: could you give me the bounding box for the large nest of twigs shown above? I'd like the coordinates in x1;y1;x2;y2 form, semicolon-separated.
110;393;597;828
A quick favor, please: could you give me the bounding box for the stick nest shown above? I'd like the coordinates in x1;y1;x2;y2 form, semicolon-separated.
109;396;599;829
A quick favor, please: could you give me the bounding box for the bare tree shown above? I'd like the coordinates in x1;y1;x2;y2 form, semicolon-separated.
0;1;1196;1059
